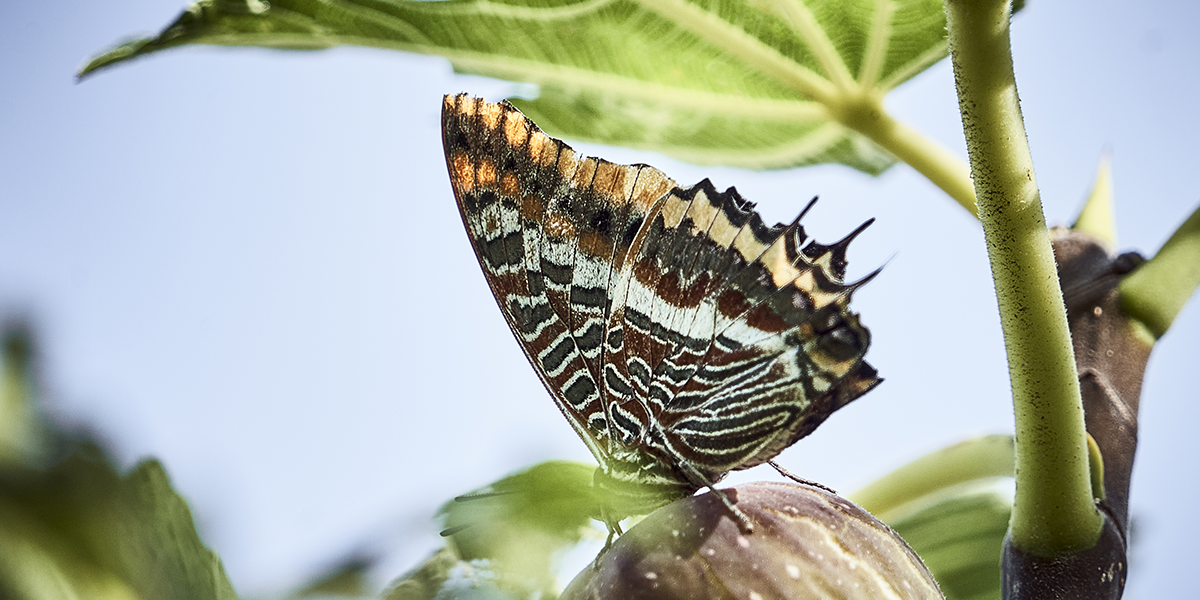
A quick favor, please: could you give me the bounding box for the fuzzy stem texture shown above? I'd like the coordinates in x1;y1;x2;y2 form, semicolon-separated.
944;0;1102;556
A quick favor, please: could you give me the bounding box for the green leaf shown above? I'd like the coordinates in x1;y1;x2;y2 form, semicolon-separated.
288;555;376;598
81;0;953;174
887;484;1011;600
1;323;238;600
850;435;1014;520
383;546;457;600
1;326;51;466
437;460;599;596
0;449;239;600
383;546;519;600
1120;202;1200;340
2;323;236;599
850;437;1016;600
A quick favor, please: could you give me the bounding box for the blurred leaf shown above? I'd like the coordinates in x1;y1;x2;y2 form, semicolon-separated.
0;450;239;600
81;0;955;173
851;437;1016;600
438;460;598;596
290;555;375;598
888;484;1011;600
1072;155;1116;248
382;546;516;600
383;546;458;600
1120;202;1200;339
0;325;238;600
1;325;51;466
851;435;1014;519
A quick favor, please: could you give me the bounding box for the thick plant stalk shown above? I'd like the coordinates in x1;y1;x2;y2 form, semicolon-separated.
943;0;1102;561
993;231;1145;599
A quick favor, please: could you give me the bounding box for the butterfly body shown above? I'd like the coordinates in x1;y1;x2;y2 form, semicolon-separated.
442;94;880;526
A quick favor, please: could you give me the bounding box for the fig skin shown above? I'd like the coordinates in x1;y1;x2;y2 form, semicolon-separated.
562;482;943;600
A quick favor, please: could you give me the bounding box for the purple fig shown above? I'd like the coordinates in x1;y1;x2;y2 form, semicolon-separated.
562;482;942;600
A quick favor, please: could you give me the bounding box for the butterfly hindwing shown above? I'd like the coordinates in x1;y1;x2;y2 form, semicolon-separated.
651;189;879;476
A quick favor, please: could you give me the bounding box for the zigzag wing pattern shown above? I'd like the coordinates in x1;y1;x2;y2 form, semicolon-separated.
442;94;675;467
608;181;881;483
442;94;880;521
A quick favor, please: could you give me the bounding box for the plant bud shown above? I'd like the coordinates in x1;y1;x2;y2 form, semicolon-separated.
561;482;942;600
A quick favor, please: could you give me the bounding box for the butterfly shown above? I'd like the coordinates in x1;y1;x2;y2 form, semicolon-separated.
441;94;880;533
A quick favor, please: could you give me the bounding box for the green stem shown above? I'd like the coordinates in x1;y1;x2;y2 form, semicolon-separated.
1120;202;1200;340
944;0;1101;556
836;96;978;216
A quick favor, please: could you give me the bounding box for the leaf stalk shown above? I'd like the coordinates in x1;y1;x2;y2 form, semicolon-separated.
834;95;978;216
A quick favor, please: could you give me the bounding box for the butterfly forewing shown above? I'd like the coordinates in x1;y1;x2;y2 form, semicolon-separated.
444;96;613;460
442;94;880;521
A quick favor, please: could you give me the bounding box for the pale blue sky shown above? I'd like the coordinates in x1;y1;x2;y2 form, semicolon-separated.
2;0;1197;596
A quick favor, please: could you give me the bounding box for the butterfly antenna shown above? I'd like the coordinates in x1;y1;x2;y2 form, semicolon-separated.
453;490;513;502
439;523;472;537
768;461;838;495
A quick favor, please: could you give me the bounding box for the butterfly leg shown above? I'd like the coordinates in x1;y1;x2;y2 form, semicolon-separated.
679;463;755;533
590;517;625;569
768;460;838;495
602;518;624;550
707;485;754;533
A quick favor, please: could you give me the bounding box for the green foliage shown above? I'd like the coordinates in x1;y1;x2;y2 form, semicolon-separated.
851;436;1015;600
0;328;50;466
383;547;465;600
290;556;377;598
0;455;240;600
887;486;1012;600
81;0;956;174
381;461;602;599
851;435;1014;519
383;546;528;600
0;328;240;600
437;460;599;596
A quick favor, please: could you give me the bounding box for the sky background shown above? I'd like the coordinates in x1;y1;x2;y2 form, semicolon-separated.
2;0;1198;596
